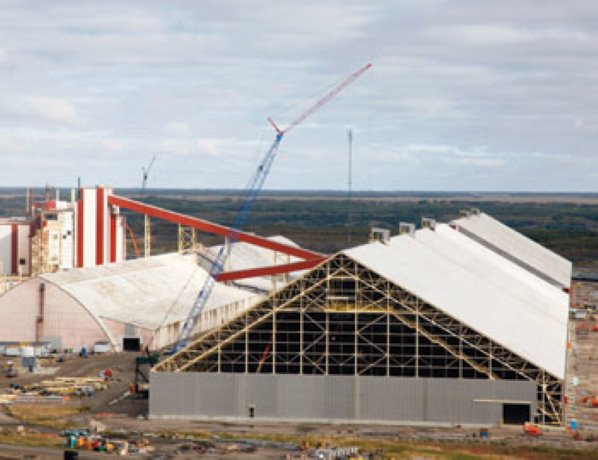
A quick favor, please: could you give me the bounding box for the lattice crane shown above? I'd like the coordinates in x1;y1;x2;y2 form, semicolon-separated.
142;155;156;192
173;63;372;351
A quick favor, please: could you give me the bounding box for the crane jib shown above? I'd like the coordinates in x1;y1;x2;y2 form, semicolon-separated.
171;63;372;351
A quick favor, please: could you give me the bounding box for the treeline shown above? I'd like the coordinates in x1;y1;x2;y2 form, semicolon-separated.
0;192;596;266
131;196;598;264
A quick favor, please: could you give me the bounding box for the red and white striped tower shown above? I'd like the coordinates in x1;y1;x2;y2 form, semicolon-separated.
75;186;125;268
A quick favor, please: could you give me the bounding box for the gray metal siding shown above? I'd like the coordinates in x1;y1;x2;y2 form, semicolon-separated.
150;373;536;425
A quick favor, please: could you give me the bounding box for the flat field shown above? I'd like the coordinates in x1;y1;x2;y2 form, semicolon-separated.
126;190;598;267
2;189;597;267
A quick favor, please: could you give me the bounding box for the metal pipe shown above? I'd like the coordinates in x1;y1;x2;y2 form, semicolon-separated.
36;282;45;342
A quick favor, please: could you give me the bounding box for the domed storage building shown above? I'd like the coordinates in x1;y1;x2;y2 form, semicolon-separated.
0;253;261;352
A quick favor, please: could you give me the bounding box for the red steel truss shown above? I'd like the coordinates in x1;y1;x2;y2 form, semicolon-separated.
107;194;326;280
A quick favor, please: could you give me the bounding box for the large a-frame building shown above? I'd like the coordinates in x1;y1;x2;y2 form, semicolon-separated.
151;216;569;426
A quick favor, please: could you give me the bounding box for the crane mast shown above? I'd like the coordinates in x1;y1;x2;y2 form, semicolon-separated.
175;134;283;345
142;155;156;192
174;63;372;350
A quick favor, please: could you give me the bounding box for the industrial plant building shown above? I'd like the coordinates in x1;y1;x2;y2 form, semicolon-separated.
0;186;572;426
0;253;261;352
0;187;127;279
0;186;316;352
151;214;570;426
0;218;30;277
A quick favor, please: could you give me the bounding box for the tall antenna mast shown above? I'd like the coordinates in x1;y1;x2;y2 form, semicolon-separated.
26;187;31;218
347;128;353;245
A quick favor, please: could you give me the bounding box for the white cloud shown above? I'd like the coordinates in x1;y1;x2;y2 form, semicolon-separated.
101;139;125;152
196;138;222;156
165;122;190;136
385;144;506;168
425;24;533;46
23;96;77;123
0;1;596;191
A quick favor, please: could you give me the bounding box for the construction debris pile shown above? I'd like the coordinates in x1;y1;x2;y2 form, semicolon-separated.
62;429;154;455
159;434;380;459
0;375;111;404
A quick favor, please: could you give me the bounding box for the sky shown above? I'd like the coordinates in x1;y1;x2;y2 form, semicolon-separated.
0;0;597;192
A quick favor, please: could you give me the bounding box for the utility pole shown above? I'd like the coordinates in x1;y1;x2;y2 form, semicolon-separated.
347;128;353;245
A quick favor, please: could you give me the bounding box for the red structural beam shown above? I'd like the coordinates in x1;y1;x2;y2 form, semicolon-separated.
107;194;323;260
77;191;84;268
216;258;325;282
96;187;105;265
11;224;18;275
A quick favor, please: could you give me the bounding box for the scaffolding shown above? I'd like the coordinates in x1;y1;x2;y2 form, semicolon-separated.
155;253;563;425
177;225;197;255
30;226;46;276
144;215;151;258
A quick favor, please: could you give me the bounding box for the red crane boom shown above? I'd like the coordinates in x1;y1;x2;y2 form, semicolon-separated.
268;63;372;135
167;63;372;354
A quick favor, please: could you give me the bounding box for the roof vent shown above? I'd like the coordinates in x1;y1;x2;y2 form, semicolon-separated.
459;210;472;219
399;222;416;237
421;218;436;230
369;227;390;244
470;207;481;215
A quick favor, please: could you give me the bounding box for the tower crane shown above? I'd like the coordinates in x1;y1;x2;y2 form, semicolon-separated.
142;155;156;192
173;63;372;352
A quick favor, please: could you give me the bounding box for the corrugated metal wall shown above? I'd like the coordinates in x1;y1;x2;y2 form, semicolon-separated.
0;223;30;276
0;225;12;275
150;373;536;425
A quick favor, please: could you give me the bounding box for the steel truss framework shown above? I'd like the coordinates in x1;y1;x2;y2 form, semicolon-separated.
178;225;197;255
155;254;563;425
144;215;151;258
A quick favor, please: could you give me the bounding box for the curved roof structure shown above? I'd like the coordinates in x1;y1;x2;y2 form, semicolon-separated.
345;225;569;379
41;253;260;331
209;235;303;291
451;212;572;289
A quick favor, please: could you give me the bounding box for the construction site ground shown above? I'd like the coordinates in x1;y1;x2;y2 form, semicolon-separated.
0;352;596;458
2;278;598;460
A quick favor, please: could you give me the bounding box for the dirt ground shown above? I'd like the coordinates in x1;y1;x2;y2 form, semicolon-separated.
0;352;146;416
0;344;596;458
568;280;598;432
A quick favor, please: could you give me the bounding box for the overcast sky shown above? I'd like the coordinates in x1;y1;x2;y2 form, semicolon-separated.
0;1;597;191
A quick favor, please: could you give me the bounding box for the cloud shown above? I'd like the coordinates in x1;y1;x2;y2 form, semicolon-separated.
0;95;78;124
23;97;77;123
165;122;191;136
382;144;507;168
0;1;596;191
101;139;125;152
425;24;533;46
196;138;222;156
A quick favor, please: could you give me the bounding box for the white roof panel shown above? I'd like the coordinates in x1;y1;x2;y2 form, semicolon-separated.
415;224;567;312
451;212;572;288
344;228;568;379
42;253;260;330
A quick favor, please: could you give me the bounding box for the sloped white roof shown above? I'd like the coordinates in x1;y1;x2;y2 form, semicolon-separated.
41;253;260;330
344;227;568;379
416;224;567;308
451;212;572;288
210;235;303;291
